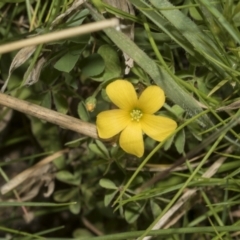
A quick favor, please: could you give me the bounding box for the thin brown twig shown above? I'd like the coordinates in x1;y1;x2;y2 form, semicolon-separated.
81;216;104;236
1;149;69;195
0;92;99;139
0;18;119;54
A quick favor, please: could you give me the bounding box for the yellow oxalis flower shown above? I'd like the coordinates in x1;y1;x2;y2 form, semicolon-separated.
96;80;177;157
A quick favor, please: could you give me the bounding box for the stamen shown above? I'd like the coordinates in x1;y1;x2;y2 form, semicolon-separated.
130;109;143;122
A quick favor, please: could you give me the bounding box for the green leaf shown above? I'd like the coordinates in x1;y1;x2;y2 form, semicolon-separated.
175;129;185;154
65;137;88;147
54;48;83;73
56;170;81;186
110;144;121;158
29;117;65;169
54;188;78;202
96;140;110;158
187;123;203;141
163;135;174;151
53;94;68;114
40;92;52;109
101;88;110;102
69;191;81;214
124;202;145;224
77;101;90;122
64;72;78;89
66;9;89;27
104;190;118;206
150;200;162;219
99;178;117;189
69;34;90;44
89;143;107;158
73;228;93;238
80;53;105;77
172;104;185;117
92;44;122;81
189;5;203;21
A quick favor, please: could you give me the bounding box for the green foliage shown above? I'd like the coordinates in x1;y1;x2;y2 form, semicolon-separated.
1;0;240;239
93;44;122;81
99;178;117;189
80;53;105;77
56;170;81;186
77;101;90;121
54;48;83;73
174;128;185;154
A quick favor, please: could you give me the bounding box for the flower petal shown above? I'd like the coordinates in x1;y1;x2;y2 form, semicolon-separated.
141;114;177;141
119;122;144;157
97;109;130;139
106;80;138;111
137;86;165;114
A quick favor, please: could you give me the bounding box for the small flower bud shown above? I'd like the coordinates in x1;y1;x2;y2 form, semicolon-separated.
85;96;97;112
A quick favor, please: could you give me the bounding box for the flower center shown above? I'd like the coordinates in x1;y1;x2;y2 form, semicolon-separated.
130;109;143;122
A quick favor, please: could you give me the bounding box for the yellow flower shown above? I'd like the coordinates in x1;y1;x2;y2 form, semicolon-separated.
96;80;177;157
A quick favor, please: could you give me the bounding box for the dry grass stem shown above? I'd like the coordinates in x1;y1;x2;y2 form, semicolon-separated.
1;149;68;195
81;216;104;236
141;146;234;240
0;92;98;139
0;18;119;54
